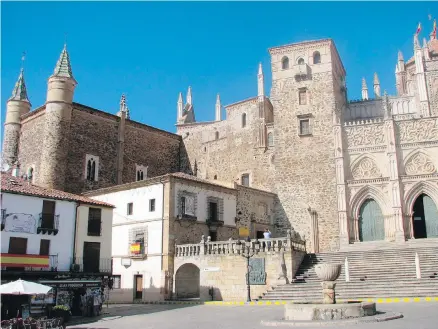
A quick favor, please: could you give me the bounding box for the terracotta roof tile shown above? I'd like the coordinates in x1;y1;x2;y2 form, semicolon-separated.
1;171;114;208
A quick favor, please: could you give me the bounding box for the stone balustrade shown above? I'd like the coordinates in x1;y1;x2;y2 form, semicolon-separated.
175;232;306;257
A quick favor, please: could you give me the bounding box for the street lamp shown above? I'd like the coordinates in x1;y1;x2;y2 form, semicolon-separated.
236;236;260;302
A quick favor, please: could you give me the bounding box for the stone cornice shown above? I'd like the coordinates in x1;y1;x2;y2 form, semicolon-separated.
400;140;438;148
346;145;386;153
268;39;332;55
347;177;390;186
400;174;438;182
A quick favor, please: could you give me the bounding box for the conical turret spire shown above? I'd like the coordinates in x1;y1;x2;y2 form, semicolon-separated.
9;68;30;103
373;73;381;98
53;44;74;80
177;92;183;119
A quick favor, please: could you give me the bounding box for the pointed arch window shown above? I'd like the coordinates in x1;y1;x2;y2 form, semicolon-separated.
85;155;99;182
313;51;321;64
242;113;247;128
281;56;289;70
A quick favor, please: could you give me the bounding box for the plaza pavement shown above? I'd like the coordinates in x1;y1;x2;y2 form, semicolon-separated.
68;302;438;329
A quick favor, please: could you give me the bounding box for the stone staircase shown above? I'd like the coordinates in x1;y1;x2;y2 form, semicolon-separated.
260;240;438;302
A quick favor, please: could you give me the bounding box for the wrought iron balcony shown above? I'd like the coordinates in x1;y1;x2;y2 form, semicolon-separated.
1;254;58;272
37;213;59;235
70;257;112;274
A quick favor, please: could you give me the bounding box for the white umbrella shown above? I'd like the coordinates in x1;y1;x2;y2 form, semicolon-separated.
0;279;52;295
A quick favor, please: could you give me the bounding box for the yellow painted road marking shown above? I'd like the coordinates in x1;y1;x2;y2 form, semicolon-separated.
413;298;421;302
393;298;400;303
377;298;384;303
386;298;393;303
403;298;411;302
425;297;432;302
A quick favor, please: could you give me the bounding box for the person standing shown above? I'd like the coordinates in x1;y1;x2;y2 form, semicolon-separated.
263;228;272;251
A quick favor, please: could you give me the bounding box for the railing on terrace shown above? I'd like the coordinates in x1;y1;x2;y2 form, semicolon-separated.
70;257;112;274
175;230;306;257
1;254;58;272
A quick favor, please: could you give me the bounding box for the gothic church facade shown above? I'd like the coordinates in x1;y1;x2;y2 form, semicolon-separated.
3;27;438;252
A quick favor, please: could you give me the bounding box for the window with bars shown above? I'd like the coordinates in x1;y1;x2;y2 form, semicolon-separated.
87;208;102;236
127;203;133;215
149;199;155;212
299;119;310;135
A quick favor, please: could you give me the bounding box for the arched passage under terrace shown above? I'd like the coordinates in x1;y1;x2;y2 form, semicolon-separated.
358;198;385;242
174;263;200;299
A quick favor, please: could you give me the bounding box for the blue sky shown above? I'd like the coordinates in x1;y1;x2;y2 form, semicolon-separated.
2;2;437;136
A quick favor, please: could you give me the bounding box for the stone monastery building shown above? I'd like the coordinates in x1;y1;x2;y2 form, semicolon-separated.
3;26;438;252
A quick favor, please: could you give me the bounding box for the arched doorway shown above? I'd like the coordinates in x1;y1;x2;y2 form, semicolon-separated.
412;194;438;239
358;199;385;242
175;263;200;299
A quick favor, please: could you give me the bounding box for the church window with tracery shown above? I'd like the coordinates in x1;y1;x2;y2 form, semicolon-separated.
135;164;148;181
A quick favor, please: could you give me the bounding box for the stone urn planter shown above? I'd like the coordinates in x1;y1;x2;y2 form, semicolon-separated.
315;264;342;281
314;264;342;304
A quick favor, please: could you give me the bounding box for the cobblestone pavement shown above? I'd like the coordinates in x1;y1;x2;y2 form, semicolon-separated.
68;302;438;329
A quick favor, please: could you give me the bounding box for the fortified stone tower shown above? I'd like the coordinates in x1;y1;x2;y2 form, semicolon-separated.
36;45;77;190
2;67;31;167
269;39;347;252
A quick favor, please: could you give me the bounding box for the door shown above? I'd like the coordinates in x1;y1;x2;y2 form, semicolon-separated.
42;200;56;228
358;199;385;242
134;275;143;300
209;231;217;242
83;242;100;273
423;195;438;238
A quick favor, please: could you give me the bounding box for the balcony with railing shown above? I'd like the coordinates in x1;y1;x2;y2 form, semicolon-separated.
70;257;112;274
1;254;58;272
128;241;147;259
37;213;59;235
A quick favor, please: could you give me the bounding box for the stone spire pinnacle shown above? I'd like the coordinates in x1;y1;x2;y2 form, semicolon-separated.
53;44;74;80
423;37;428;48
117;94;130;119
257;62;264;97
414;33;421;49
186;86;192;105
9;68;30;103
215;93;221;121
373;73;381;98
177;92;183;119
398;50;404;61
361;78;368;100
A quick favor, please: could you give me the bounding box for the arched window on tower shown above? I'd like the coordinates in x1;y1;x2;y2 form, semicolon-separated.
27;167;34;183
297;58;305;65
135;164;148;181
85;154;99;182
313;51;321;64
281;56;289;70
267;132;274;147
242;113;247;128
137;170;144;181
215;131;219;140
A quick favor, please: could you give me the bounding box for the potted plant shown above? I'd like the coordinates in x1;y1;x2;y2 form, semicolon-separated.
51;305;71;323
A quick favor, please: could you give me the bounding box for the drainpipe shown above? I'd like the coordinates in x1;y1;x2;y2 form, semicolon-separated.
159;176;168;299
72;202;81;264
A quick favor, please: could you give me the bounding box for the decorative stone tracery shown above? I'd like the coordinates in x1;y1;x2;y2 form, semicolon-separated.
404;152;436;175
351;157;381;180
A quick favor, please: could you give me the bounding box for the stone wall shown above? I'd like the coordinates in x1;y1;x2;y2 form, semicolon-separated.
176;97;275;192
174;237;306;301
18;110;46;182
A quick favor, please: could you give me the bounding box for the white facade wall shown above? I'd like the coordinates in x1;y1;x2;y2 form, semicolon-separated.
0;193;76;271
91;184;164;302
